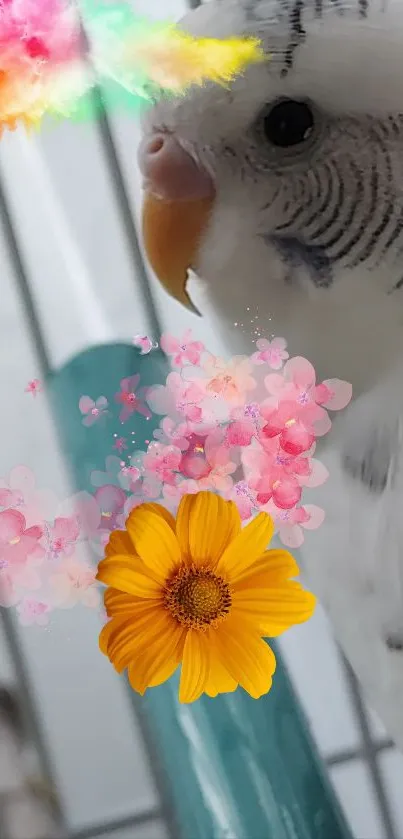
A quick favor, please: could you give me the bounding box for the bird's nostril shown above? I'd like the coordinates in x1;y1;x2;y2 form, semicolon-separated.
147;135;165;155
138;132;215;201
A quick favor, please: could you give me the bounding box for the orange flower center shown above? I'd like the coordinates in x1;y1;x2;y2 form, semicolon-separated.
164;565;231;629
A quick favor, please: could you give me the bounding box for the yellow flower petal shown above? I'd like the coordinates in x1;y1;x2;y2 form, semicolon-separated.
107;602;165;672
99;615;127;655
214;614;276;699
127;610;184;694
97;556;162;598
234;549;300;585
204;637;238;698
126;506;181;582
129;502;176;531
105;529;133;557
216;512;274;582
104;588;139;617
176;491;241;567
233;580;316;637
179;629;210;703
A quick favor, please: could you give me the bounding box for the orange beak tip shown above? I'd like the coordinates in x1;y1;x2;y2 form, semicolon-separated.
142;192;213;312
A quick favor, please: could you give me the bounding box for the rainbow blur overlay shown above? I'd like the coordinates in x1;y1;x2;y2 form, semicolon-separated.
0;0;265;132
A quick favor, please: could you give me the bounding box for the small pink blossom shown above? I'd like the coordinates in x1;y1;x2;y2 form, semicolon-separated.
265;502;325;548
119;465;141;485
143;443;182;485
160;330;204;367
251;337;289;370
79;395;109;426
113;436;127;453
261;401;316;456
49;556;100;609
226;404;261;447
93;485;127;532
115;375;152;423
196;433;237;493
0;509;44;565
0;466;57;525
202;355;256;406
25;379;42;397
47;516;80;559
0;488;23;508
179;434;212;480
153;417;191;451
17;598;50;626
242;443;302;510
146;372;205;423
132;335;157;354
226;481;257;521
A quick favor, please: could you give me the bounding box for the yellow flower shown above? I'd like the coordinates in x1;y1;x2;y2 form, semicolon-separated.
97;491;315;703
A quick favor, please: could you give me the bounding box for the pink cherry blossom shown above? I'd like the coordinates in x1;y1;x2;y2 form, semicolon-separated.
179;434;212;480
146;372;204;423
314;378;353;411
113;436;127;453
161;479;199;514
115;375;152;423
47;515;80;559
160;329;205;367
0;559;43;600
196;433;237;492
265;502;325;548
242;443;302;510
25;379;42;397
132;335;157;355
0;465;57;525
226;481;257;521
264;356;351;435
261;401;317;455
0;488;23;508
251;337;289;369
79;395;109;426
153;417;191;451
226;403;261;447
49;556;100;609
17;598;50;626
202;355;256;406
143;443;182;486
93;485;127;532
0;509;44;565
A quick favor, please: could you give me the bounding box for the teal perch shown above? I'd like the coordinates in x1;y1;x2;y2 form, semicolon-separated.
48;341;353;839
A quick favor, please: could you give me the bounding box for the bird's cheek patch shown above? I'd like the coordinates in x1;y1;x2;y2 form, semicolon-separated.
142;193;214;311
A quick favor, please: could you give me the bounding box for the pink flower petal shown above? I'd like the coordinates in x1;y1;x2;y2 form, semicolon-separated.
0;509;24;542
284;356;316;389
279;523;304;549
82;414;97;427
160;333;180;354
272;478;302;510
264;373;287;396
299;459;329;488
281;423;315;456
301;504;325;530
318;379;353;411
79;395;94;415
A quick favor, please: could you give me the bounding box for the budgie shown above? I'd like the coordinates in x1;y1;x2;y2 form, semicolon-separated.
138;0;403;749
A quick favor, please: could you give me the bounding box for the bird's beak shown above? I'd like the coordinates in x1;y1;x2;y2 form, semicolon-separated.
142;192;214;313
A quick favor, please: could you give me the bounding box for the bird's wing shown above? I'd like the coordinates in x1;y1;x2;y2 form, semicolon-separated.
301;374;403;749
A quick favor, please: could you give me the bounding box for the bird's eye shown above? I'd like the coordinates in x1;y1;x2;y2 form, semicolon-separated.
263;99;314;148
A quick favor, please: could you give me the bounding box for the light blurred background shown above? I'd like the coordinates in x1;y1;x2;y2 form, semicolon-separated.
1;0;403;837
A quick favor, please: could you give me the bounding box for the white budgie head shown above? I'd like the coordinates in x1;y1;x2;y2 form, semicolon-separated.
139;0;403;392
